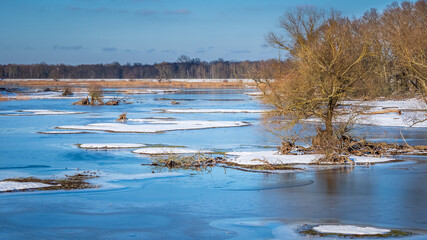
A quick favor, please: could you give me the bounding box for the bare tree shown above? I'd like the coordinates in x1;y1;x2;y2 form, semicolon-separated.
381;0;427;102
262;7;375;143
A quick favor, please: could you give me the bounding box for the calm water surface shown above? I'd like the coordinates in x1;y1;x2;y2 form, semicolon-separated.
0;88;426;239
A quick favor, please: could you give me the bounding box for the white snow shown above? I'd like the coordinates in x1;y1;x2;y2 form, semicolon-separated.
79;143;146;149
1;109;84;116
133;147;212;155
57;120;249;133
226;151;322;165
246;91;263;96
0;181;56;191
38;131;95;134
346;99;426;111
160;109;265;113
226;151;394;165
312;225;390;235
122;89;180;94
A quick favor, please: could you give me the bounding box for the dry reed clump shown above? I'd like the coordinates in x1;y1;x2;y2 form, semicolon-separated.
116;113;127;122
148;152;219;172
1;173;99;192
0;93;9;101
62;87;73;96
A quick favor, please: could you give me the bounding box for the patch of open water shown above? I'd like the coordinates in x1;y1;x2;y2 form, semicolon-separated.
0;88;426;239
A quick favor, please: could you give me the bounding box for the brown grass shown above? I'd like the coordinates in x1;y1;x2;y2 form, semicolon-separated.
0;79;255;89
0;94;9;101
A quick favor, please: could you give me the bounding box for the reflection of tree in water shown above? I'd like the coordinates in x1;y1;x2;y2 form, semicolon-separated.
260;172;314;190
318;166;355;194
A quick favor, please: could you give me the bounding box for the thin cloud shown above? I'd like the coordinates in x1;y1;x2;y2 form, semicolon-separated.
67;6;81;11
134;9;158;16
229;50;251;54
102;47;117;52
54;45;83;50
163;9;190;15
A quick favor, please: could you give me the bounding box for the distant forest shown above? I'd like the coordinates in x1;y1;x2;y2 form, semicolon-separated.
0;56;265;79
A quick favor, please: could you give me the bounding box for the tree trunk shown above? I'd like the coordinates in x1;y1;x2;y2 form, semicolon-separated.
325;97;338;137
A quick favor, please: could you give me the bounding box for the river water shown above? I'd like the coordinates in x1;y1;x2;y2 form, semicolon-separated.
0;88;426;239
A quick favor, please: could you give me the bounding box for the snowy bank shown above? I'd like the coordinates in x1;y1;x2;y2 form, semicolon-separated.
57;120;249;133
160;109;265;113
0;181;57;191
79;143;146;149
312;225;390;235
346;99;426;111
226;151;394;165
133;147;212;155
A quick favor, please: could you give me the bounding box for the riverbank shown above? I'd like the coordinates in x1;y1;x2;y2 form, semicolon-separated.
0;78;256;89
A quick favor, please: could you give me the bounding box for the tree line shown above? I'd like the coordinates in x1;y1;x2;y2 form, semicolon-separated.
0;57;263;80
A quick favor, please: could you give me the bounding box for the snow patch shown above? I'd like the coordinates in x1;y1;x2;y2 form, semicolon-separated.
226;151;394;165
57;120;249;133
226;151;321;165
312;225;390;235
79;143;146;149
346;99;426;111
0;181;56;191
38;131;95;134
133;147;212;155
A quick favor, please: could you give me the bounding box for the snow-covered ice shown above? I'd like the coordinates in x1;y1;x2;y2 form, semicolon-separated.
312;225;390;235
38;131;95;134
79;143;146;149
346;99;426;111
1;109;85;116
133;147;212;155
160;109;265;113
57;120;249;133
0;181;56;191
226;151;394;165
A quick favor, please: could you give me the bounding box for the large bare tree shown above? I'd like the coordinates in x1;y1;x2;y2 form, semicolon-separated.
260;7;375;142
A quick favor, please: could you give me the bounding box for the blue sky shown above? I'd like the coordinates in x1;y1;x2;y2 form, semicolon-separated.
1;0;403;65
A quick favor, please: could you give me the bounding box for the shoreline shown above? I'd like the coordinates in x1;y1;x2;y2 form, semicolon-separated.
0;78;256;89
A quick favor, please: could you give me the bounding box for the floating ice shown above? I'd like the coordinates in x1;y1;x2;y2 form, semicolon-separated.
133;147;211;155
80;143;146;149
0;181;56;191
38;131;95;134
312;225;390;235
226;151;394;165
57;120;249;133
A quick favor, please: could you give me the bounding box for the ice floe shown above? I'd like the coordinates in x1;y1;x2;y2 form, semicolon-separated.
312;225;390;235
1;109;85;116
38;131;95;134
0;181;56;191
57;120;249;133
226;151;394;165
133;147;212;155
160;109;265;113
79;143;146;149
